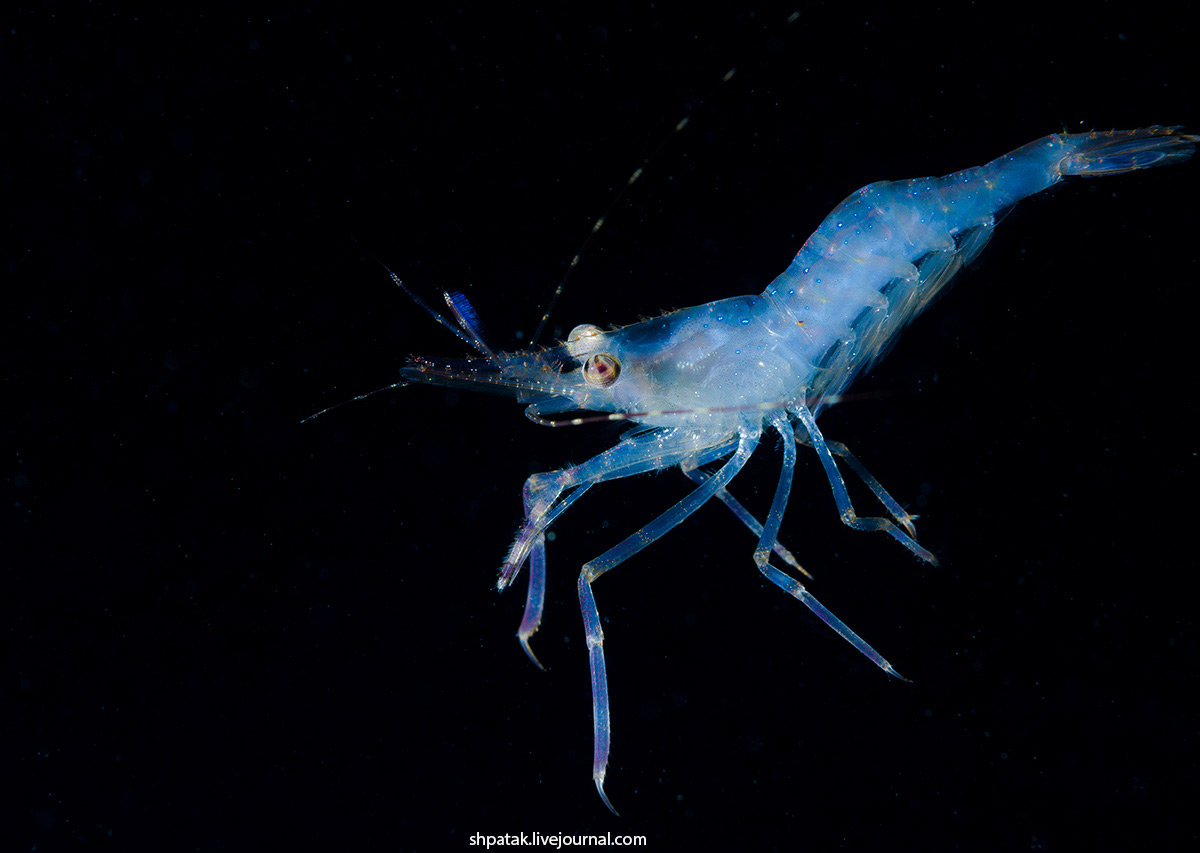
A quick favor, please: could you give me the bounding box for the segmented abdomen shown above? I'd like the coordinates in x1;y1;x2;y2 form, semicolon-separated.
761;128;1194;406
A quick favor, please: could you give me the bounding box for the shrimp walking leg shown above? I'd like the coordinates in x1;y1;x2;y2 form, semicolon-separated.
754;415;797;568
794;432;920;538
517;538;549;669
753;415;906;675
825;439;918;537
680;417;816;575
502;430;739;588
793;405;937;564
509;472;592;668
755;563;906;679
680;465;810;578
508;429;742;666
579;427;761;815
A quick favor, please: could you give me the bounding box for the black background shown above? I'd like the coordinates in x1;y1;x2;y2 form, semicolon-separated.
7;3;1197;849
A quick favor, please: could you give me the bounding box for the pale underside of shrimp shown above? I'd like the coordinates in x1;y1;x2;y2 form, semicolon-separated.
398;126;1196;814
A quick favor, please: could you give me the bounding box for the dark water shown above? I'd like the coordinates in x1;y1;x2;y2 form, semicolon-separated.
7;5;1196;849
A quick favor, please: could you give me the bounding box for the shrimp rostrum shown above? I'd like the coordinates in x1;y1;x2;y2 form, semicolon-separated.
399;127;1195;813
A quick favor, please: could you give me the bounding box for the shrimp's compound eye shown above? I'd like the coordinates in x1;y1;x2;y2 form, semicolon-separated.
583;353;621;388
566;323;606;358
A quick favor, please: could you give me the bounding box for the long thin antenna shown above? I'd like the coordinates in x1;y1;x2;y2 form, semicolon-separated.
351;236;498;360
301;382;408;424
303;244;502;425
527;11;801;347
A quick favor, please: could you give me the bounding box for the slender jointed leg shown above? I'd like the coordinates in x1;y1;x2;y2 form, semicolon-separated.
508;430;740;668
826;439;919;537
681;452;812;579
794;431;919;538
579;428;761;815
753;415;797;568
792;405;937;564
500;469;588;591
752;414;908;677
506;468;591;669
505;469;588;669
756;562;909;680
517;534;548;670
504;430;741;590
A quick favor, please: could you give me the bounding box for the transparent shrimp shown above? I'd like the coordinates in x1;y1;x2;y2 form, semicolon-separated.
399;126;1196;814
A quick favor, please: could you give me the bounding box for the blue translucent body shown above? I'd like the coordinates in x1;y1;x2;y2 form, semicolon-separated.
400;126;1196;813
